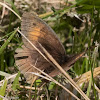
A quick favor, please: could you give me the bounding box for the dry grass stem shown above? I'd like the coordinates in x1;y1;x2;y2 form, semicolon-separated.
75;66;100;85
0;2;21;20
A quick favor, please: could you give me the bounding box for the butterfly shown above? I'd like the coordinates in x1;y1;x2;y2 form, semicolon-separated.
15;12;85;83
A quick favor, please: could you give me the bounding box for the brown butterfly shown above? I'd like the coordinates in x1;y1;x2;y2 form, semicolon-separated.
15;12;85;83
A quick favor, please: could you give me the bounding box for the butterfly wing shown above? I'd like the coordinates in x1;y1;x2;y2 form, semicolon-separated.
49;51;86;77
21;12;66;64
15;12;66;83
15;12;85;83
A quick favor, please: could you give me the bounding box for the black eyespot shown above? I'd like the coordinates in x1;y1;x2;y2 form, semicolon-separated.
33;23;36;26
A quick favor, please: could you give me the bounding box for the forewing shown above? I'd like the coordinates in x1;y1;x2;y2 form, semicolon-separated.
15;12;66;83
21;12;66;64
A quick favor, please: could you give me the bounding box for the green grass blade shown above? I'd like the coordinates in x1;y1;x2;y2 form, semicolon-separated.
5;0;20;15
0;29;18;55
0;80;8;100
12;72;20;90
86;75;92;97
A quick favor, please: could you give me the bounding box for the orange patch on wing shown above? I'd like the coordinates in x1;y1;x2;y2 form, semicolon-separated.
29;28;41;41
